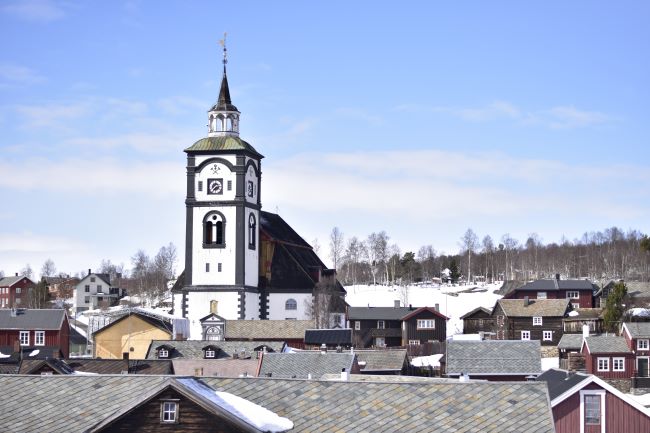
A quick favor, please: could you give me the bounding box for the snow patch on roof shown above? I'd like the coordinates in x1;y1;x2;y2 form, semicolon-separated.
568;310;580;317
0;351;10;358
411;354;443;368
629;308;650;317
541;357;559;371
28;349;39;357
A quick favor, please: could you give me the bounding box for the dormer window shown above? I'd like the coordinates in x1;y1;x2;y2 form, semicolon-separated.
158;349;169;358
205;349;216;358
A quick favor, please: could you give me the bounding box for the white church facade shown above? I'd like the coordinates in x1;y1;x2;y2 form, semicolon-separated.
172;43;345;340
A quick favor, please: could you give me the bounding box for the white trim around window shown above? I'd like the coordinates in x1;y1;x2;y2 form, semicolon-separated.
533;316;542;326
35;330;45;346
521;330;530;340
597;357;609;372
354;321;360;331
19;331;29;346
637;339;649;350
612;357;625;372
567;291;580;299
579;389;606;433
408;340;420;345
377;320;385;329
543;330;553;341
417;319;435;329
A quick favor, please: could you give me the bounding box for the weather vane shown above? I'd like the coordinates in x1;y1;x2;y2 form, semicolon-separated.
218;32;228;71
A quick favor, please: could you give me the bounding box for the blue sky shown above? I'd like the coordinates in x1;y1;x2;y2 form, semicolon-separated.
1;1;649;276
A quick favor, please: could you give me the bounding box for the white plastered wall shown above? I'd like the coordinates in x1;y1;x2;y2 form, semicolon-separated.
186;291;240;339
243;292;260;320
267;293;313;320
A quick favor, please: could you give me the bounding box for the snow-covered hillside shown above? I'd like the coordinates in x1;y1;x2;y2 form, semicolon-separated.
344;282;503;336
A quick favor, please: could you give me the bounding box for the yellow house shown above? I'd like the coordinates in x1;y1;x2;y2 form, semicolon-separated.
93;312;173;360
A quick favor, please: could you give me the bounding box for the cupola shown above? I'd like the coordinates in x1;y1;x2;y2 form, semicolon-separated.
208;33;240;137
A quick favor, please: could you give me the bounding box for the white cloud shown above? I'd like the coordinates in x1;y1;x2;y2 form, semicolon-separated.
0;64;46;87
1;0;66;22
546;106;610;129
15;101;91;130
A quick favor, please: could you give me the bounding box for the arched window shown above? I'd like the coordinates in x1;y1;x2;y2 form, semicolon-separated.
248;213;256;250
226;116;233;131
203;212;226;248
216;114;225;131
285;298;297;310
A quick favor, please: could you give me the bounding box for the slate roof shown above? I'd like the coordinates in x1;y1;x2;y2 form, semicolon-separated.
348;306;417;320
146;340;285;360
73;359;174;374
0;308;66;330
624;322;650;338
497;299;570;317
18;358;76;374
557;333;584;350
0;276;32;287
536;368;591;400
446;340;542;376
0;375;556;433
258;352;356;379
516;278;597;292
304;329;352;345
172;359;259;377
583;335;631;354
352;349;408;372
460;306;493;319
625;281;650;298
225;319;314;340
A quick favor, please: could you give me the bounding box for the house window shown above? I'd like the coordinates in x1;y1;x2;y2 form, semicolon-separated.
521;331;530;340
613;357;625;372
19;331;29;346
566;291;580;299
597;357;609;371
205;350;216;358
533;317;542;326
354;321;360;330
377;320;385;329
97;285;102;291
537;291;547;299
160;401;178;423
84;296;90;303
417;319;435;329
638;339;649;350
375;337;385;347
203;212;226;247
408;340;420;345
285;299;297;310
84;285;90;292
248;213;256;250
584;394;601;425
198;180;203;192
158;349;169;359
35;331;45;346
194;367;203;376
16;287;21;294
90;277;96;282
543;330;553;341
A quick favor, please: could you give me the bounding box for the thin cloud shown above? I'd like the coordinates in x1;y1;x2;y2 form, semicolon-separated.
546;106;610;129
0;64;46;87
335;107;383;126
1;0;66;22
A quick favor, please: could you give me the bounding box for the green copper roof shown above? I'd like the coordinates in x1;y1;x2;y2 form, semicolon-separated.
185;136;262;156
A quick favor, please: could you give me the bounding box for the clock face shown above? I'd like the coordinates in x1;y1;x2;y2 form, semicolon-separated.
207;178;223;195
247;180;254;197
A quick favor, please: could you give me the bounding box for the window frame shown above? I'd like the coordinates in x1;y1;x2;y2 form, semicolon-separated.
160;401;179;424
19;331;29;346
612;357;625;372
377;320;385;330
204;349;216;359
35;330;45;346
566;290;580;299
416;319;435;329
537;291;547;299
597;357;610;372
533;316;542;326
158;348;169;359
375;337;385;347
408;340;420;345
285;298;297;311
637;339;649;350
520;330;531;340
354;321;360;331
543;330;553;341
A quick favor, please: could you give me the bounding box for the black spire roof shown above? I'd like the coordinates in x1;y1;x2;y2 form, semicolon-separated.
210;71;238;112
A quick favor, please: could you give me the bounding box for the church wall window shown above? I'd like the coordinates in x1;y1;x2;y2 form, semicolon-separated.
203;212;226;248
198;181;203;192
248;214;257;250
227;180;232;191
218;263;222;272
285;298;297;310
205;263;210;272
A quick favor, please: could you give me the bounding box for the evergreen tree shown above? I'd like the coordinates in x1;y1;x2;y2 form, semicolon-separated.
449;259;461;283
603;282;627;332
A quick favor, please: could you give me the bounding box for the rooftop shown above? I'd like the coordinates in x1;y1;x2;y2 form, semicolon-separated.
446;340;542;376
497;298;570;317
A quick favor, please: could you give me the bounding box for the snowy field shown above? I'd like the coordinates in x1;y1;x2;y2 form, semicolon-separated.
344;282;503;337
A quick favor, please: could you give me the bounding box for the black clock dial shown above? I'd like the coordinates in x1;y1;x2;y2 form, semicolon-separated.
207;178;223;194
247;181;254;197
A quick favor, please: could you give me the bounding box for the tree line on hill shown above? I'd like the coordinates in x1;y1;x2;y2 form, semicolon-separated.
328;226;650;286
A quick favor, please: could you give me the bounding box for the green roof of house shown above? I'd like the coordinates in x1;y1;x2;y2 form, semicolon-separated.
184;135;262;157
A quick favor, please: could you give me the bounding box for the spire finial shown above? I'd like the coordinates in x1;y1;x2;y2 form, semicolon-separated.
218;32;228;74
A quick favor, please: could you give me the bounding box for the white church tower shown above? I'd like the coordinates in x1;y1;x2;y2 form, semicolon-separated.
174;37;263;339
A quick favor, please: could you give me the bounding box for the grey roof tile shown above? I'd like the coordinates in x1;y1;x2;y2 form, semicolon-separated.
225;319;314;339
0;309;65;330
498;299;570;317
583;335;631;354
146;339;285;359
259;352;355;379
557;333;584;350
624;322;650;338
446;340;542;375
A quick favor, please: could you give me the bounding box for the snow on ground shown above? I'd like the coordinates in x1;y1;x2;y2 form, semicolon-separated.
345;282;503;336
541;357;559;371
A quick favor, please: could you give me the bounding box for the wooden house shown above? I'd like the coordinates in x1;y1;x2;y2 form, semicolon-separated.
492;298;571;346
93;311;174;360
460;306;494;335
400;306;448;345
581;335;634;391
0;275;35;309
0;308;70;358
504;275;596;308
304;328;352;350
538;368;650;433
622;322;650;391
562;308;604;334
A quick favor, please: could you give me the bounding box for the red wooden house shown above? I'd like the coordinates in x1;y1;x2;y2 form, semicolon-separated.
581;335;634;391
622;322;650;390
504;274;596;308
0;308;70;358
538;368;650;433
0;275;35;309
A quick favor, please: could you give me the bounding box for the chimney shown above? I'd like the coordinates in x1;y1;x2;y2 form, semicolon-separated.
10;308;16;317
435;303;440;312
394;300;400;308
320;343;327;354
524;296;529;306
336;345;342;353
340;368;350;381
15;272;18;277
88;268;92;276
582;323;590;338
459;372;469;382
555;273;560;281
409;304;413;310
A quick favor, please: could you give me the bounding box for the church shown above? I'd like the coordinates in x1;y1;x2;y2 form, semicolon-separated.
172;43;345;340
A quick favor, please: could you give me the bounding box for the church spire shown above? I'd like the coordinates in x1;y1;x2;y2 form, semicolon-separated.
208;33;240;137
